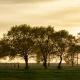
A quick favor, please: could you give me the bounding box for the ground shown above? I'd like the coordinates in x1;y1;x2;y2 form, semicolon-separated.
0;66;80;80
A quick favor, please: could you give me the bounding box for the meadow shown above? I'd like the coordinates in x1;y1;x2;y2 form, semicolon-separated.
0;65;80;80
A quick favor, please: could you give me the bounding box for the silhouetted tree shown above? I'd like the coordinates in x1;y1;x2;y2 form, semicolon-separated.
65;44;78;66
7;24;34;69
32;26;54;69
51;30;75;69
0;34;14;58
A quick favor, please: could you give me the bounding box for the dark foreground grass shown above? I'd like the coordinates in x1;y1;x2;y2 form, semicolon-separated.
0;67;80;80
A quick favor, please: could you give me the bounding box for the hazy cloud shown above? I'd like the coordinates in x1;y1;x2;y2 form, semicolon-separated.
0;0;80;38
0;0;59;4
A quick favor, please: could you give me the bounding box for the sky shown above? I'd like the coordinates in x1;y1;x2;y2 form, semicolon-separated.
0;0;80;38
0;0;80;63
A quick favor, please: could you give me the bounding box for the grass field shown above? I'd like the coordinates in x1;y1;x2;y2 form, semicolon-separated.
0;66;80;80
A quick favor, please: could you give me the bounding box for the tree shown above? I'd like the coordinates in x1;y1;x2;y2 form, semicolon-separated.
65;43;78;67
0;34;14;59
65;33;80;67
32;26;54;69
7;24;34;69
51;30;75;69
74;33;80;66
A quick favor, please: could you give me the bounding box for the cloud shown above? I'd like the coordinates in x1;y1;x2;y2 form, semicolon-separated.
0;0;59;4
0;0;80;38
0;0;80;27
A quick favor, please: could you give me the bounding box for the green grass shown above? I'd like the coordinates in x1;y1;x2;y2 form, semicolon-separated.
0;67;80;80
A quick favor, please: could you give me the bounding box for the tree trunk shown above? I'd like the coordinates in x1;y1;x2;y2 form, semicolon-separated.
44;59;47;69
71;54;74;67
48;62;50;66
24;54;28;69
72;61;74;67
58;55;62;69
77;53;78;67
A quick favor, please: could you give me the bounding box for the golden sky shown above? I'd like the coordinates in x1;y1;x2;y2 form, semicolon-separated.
0;0;80;38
